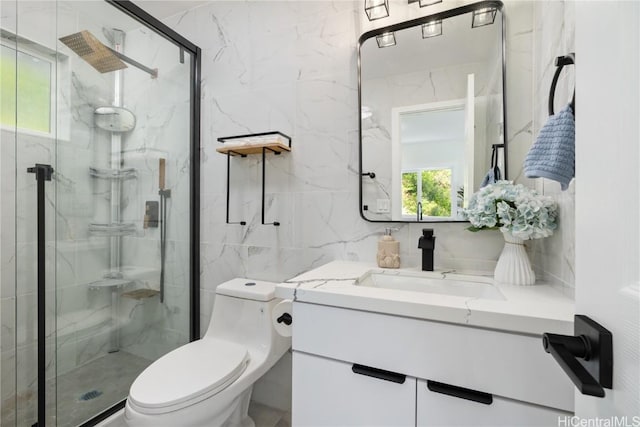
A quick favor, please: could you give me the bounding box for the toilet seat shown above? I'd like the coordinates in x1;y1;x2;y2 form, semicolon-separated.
128;338;249;414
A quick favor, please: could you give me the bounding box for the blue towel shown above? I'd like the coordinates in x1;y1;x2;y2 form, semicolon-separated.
480;165;501;188
524;104;575;190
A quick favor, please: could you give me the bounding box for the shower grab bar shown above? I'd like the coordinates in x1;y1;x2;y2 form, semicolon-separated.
27;164;53;427
549;52;575;116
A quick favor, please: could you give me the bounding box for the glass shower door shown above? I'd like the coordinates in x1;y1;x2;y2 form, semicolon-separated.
53;2;195;425
0;1;198;425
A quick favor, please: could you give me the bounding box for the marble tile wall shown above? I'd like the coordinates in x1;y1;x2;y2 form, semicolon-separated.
160;0;538;411
115;23;194;361
159;0;536;331
528;1;576;292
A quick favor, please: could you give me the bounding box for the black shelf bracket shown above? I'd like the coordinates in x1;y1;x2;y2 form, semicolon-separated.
225;151;247;225
262;146;281;226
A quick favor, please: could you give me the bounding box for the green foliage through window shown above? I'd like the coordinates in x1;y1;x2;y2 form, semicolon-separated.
402;169;452;217
1;44;51;133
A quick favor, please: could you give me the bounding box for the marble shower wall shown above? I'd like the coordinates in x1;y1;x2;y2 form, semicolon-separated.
528;1;576;292
115;24;194;361
160;0;535;412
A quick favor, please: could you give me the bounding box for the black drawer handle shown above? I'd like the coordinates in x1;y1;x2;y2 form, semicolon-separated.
352;364;406;384
427;380;493;405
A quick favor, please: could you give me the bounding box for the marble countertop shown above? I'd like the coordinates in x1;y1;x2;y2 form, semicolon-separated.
276;261;575;336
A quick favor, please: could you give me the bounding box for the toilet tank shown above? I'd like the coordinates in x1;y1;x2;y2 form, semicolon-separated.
205;279;284;353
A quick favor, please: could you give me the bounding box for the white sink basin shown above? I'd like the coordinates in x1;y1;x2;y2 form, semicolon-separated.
356;270;506;301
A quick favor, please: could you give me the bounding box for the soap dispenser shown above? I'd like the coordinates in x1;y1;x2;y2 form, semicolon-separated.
377;228;400;269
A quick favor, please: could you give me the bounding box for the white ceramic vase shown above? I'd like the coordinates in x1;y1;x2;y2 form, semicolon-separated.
494;232;536;286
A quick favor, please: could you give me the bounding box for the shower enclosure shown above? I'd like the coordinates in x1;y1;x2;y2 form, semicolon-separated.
0;1;200;425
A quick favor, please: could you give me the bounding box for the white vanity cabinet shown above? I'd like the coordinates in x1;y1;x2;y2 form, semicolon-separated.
416;379;567;426
293;352;416;426
292;302;574;427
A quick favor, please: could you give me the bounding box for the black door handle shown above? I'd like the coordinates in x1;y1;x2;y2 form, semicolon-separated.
542;315;612;397
352;364;406;384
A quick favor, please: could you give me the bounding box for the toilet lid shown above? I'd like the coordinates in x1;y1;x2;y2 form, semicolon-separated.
128;338;249;411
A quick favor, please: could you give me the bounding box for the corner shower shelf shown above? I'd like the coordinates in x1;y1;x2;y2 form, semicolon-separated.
89;222;136;236
121;289;160;300
87;278;133;289
216;132;292;226
89;167;137;180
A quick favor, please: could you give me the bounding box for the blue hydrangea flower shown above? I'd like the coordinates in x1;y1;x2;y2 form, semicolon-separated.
461;181;558;240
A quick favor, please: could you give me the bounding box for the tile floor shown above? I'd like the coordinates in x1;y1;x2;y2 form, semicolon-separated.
52;351;152;427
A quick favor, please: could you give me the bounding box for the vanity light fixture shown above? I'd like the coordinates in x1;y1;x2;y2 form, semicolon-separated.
408;0;443;7
376;32;396;48
365;0;389;21
471;7;497;28
421;20;442;38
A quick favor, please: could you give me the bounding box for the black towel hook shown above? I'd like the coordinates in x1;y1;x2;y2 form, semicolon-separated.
549;52;575;116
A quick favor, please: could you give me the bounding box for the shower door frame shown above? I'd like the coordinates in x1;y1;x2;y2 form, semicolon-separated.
48;1;201;426
101;0;201;341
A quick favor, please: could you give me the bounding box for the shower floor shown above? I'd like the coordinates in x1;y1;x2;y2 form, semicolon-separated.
51;351;151;427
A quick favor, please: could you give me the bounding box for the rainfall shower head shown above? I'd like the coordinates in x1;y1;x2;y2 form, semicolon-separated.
59;30;158;78
59;30;127;74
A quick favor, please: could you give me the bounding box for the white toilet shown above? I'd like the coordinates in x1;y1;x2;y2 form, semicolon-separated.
124;278;291;427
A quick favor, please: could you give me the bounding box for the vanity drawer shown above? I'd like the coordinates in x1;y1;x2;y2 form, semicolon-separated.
293;352;417;427
293;302;574;412
416;378;570;426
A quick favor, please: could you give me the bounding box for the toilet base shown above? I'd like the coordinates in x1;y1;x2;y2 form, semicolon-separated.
125;385;255;427
222;387;254;427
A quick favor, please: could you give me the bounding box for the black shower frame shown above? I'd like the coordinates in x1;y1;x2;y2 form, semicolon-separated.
71;1;202;426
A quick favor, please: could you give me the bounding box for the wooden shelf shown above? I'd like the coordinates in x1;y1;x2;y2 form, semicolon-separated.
216;142;291;156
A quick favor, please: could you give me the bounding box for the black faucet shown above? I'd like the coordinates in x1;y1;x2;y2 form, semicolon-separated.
417;228;435;271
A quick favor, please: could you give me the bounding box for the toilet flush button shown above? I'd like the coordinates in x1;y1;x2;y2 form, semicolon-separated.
245;282;256;286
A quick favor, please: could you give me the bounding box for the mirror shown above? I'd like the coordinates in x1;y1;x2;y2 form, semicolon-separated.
359;1;506;222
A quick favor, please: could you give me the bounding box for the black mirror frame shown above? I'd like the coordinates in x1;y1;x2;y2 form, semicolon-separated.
358;0;506;223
